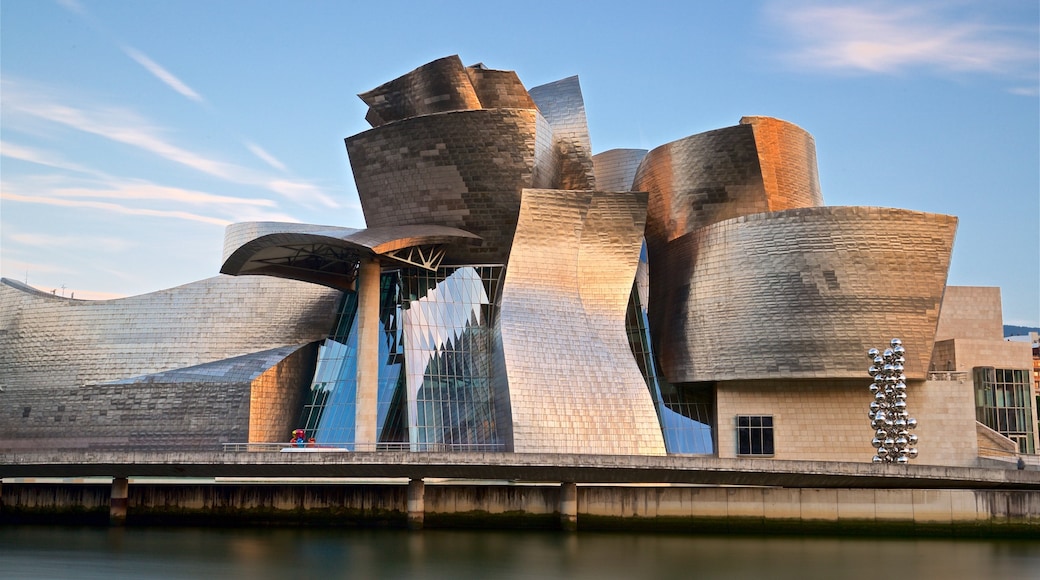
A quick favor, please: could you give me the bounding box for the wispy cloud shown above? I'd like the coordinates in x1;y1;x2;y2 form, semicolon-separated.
122;46;204;103
1;191;233;226
766;1;1039;86
245;141;288;172
0;140;107;177
8;232;134;253
2;79;341;208
1;171;302;226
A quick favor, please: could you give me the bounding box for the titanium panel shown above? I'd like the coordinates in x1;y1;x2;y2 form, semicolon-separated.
346;108;560;263
739;117;822;211
649;207;957;383
498;188;665;455
635;118;823;255
0;276;339;449
528;76;596;190
464;65;537;110
592;149;648;192
359;55;482;128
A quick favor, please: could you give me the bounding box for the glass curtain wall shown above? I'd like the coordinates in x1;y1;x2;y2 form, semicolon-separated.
299;265;503;451
403;266;503;451
973;366;1036;453
625;244;715;454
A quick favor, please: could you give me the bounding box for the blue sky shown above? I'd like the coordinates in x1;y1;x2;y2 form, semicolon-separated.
1;0;1037;325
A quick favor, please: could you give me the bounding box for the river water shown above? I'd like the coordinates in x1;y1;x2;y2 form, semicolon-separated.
1;526;1038;579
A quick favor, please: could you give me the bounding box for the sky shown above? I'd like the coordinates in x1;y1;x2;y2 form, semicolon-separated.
1;0;1037;326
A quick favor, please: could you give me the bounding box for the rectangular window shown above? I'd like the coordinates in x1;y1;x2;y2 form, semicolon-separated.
736;415;774;456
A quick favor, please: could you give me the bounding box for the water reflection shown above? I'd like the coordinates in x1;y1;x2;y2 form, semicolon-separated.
1;526;1038;580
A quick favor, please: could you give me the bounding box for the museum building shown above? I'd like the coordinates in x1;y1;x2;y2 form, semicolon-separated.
1;56;1035;464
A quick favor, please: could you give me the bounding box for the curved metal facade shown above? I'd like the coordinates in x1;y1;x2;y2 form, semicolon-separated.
0;276;338;449
635;117;823;254
528;76;596;190
359;55;482;128
3;56;970;462
347;108;559;263
497;188;665;455
649;207;957;383
592;148;647;192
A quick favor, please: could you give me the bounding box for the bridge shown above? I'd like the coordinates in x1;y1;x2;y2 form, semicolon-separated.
3;451;1038;489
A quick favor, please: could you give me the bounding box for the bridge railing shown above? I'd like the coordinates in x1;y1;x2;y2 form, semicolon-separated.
221;442;507;453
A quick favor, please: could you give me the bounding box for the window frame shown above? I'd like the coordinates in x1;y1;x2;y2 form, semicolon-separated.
736;414;775;457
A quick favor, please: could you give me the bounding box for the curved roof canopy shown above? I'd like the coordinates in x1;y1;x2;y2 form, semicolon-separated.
220;224;482;290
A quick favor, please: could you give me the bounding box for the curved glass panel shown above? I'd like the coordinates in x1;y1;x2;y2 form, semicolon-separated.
300;266;503;451
626;242;715;454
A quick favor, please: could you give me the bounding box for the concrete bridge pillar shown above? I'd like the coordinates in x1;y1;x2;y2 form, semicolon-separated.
110;477;129;525
560;481;578;531
407;478;425;530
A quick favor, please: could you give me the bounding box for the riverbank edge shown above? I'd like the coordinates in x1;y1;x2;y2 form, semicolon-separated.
2;482;1038;538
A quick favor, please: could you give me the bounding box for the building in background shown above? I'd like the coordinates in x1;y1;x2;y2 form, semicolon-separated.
1;56;1028;466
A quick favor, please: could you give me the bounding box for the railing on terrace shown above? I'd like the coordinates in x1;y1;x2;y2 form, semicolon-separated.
927;371;970;381
221;442;507;453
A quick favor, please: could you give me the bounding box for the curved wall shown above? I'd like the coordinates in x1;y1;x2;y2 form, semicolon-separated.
649;207;957;383
0;276;339;449
528;76;596;190
359;55;482;128
346;108;559;263
592;148;647;192
464;66;536;110
635;118;823;254
497;188;665;455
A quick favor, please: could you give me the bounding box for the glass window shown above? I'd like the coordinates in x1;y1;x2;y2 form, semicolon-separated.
974;366;1035;453
736;415;774;456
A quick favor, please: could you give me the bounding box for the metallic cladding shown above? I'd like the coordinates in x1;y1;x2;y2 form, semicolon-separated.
592;148;648;192
528;76;597;190
498;188;666;455
739;117;822;212
648;206;957;383
346;108;560;263
359;55;482;128
635;118;823;254
0;276;339;449
464;65;537;110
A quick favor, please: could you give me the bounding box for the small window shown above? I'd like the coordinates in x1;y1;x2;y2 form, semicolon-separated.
737;415;774;456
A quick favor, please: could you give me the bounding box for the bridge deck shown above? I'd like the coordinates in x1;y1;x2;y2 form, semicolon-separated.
2;452;1038;490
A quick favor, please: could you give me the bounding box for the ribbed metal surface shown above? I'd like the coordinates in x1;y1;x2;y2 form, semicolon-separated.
0;276;338;449
592;148;648;192
498;188;665;455
347;108;560;263
648;207;957;383
635;118;823;255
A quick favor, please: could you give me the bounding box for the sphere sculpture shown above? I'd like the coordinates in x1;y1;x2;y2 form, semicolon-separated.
868;339;918;463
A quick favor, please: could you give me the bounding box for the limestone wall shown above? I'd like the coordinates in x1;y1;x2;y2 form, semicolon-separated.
714;379;978;466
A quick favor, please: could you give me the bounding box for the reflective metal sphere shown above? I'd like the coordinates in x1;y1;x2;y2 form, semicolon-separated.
907;418;918;429
891;338;902;347
873;455;883;463
908;448;918;458
896;456;909;464
868;348;880;358
872;438;882;448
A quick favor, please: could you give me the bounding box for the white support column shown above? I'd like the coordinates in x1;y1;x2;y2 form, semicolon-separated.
355;257;380;450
